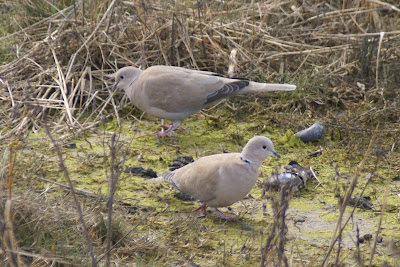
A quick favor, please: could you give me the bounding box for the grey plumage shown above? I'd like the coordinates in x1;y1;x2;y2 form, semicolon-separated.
112;65;296;136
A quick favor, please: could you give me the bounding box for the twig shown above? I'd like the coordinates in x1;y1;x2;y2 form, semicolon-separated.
2;200;25;266
44;125;97;267
322;125;378;266
1;99;28;266
227;49;238;77
5;248;73;265
310;167;326;190
368;0;400;12
95;209;156;264
37;177;101;199
376;31;385;107
369;165;392;264
64;0;118;80
105;134;118;267
49;45;74;126
170;13;176;65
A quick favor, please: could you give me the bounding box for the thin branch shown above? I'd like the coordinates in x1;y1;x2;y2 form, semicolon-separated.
322;125;378;266
44;125;97;267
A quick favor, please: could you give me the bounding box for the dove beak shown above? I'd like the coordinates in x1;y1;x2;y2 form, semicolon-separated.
272;151;280;158
112;81;119;90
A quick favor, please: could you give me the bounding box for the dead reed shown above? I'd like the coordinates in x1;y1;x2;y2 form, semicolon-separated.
0;0;399;140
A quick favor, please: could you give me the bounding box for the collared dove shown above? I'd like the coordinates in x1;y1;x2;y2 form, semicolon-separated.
146;136;280;219
112;65;296;136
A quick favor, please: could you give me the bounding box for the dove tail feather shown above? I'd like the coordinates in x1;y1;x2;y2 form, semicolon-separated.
239;82;296;93
145;172;180;190
145;176;165;183
162;172;180;189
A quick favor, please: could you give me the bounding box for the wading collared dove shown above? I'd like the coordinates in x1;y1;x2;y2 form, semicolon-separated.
112;65;296;136
146;136;280;219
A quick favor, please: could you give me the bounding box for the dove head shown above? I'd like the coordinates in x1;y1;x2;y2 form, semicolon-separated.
113;67;143;92
240;136;280;166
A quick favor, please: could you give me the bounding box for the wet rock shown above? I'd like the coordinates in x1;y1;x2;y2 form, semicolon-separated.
348;195;373;210
128;207;138;214
295;121;324;142
358;234;378;244
63;142;77;149
125;166;157;178
241;224;253;231
265;161;312;191
363;234;372;241
293;216;306;223
168;156;194;171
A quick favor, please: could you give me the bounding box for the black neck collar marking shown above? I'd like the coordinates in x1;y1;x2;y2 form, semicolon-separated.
240;157;251;164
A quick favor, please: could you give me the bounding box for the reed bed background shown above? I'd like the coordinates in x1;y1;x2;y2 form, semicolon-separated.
0;0;399;138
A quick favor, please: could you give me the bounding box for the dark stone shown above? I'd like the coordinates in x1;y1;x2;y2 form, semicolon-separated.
348;195;373;210
128;207;137;214
294;216;306;223
125;166;157;178
168;156;194;171
358;234;373;244
63;142;77;149
241;224;253;231
363;234;372;241
295;121;324;142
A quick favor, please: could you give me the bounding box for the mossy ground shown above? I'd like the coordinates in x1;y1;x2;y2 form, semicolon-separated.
5;102;400;266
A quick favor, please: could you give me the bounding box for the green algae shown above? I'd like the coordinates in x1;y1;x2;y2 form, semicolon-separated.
278;129;304;148
6;104;400;266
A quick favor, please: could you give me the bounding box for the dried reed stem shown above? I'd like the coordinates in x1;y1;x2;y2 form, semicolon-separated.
322;124;378;266
369;164;393;265
105;134;117;267
44;125;97;267
376;31;385;106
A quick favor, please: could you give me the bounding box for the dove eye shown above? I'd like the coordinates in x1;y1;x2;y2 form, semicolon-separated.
262;145;267;149
120;75;124;80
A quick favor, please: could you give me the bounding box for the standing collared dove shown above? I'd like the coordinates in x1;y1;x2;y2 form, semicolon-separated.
112;65;296;136
146;136;280;219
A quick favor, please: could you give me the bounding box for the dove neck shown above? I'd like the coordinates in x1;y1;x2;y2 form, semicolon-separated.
239;153;262;168
240;157;251;164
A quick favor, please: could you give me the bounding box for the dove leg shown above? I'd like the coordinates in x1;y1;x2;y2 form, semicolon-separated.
214;208;230;220
159;124;185;131
193;203;208;215
193;205;230;220
153;121;182;137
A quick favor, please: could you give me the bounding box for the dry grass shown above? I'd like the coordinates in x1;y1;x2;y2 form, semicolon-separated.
0;0;399;139
1;0;400;266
